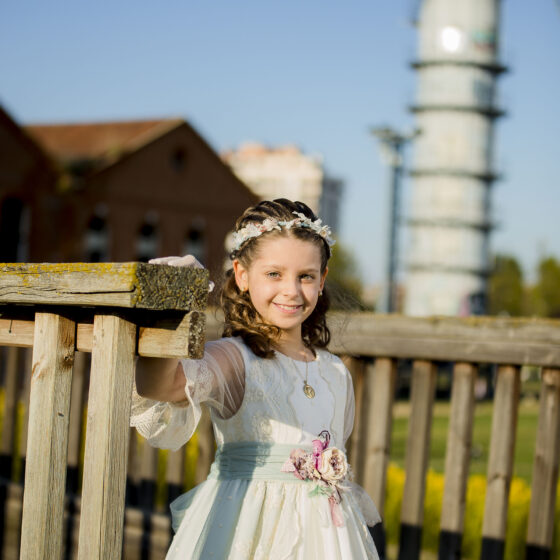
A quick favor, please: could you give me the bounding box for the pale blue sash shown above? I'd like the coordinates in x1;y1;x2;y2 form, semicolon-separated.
207;441;311;482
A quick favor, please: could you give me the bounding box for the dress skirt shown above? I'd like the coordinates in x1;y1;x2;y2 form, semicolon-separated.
166;442;379;559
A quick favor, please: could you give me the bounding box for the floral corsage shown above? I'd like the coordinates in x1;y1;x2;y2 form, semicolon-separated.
281;430;348;527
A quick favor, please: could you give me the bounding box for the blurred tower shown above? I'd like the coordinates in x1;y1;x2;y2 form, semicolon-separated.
404;0;506;316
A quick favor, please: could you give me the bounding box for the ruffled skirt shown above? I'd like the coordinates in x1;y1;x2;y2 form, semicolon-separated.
167;442;379;559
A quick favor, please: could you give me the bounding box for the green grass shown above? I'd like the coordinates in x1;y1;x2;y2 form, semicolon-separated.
390;399;540;482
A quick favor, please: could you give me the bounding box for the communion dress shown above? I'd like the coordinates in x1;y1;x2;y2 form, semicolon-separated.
131;337;381;559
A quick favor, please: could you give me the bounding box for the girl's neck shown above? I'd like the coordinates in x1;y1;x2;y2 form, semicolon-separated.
274;334;314;362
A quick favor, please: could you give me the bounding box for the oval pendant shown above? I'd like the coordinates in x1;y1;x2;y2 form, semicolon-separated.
303;383;315;399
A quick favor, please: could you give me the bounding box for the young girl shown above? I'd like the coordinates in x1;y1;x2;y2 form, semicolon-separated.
131;199;381;559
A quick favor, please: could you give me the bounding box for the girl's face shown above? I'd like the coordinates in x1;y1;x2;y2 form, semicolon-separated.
233;235;327;340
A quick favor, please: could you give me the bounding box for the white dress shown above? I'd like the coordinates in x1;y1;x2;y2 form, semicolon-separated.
131;337;380;559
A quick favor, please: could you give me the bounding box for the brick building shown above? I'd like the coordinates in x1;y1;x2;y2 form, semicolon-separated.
0;107;257;278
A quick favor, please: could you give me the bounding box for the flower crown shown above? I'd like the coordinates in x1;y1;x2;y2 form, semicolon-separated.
231;211;335;254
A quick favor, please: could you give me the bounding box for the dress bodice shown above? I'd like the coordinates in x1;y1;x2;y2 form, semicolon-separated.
211;341;352;450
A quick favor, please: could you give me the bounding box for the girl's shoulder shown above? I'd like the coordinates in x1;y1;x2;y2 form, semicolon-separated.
315;348;351;379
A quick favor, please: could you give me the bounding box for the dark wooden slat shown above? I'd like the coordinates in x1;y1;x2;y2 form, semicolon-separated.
362;358;397;517
399;360;437;560
526;367;560;555
481;365;521;560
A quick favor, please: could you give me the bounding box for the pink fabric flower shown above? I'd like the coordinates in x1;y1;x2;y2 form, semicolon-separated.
281;431;348;527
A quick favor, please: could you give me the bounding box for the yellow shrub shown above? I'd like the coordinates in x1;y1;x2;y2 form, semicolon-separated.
384;463;560;560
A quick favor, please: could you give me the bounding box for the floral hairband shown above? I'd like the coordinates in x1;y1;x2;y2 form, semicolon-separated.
231;212;336;254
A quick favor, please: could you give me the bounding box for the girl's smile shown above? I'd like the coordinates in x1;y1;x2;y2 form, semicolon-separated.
233;235;327;341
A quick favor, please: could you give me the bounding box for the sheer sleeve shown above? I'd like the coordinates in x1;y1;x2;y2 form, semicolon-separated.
130;338;245;451
343;366;382;527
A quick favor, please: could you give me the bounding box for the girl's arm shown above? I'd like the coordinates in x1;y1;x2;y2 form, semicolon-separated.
135;357;187;403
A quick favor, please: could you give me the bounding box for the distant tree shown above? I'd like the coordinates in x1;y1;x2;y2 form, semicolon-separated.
526;256;560;318
326;243;368;310
488;254;524;316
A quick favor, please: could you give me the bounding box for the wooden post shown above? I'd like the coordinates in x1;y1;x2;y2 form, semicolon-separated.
481;365;520;560
167;449;186;504
19;313;76;559
194;408;214;485
77;314;136;559
341;356;366;481
0;346;19;478
362;358;397;514
362;358;396;558
526;367;560;559
399;360;437;560
17;349;32;483
67;351;88;492
439;362;477;560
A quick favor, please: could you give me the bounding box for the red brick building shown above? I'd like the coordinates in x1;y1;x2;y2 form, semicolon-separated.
0;107;257;278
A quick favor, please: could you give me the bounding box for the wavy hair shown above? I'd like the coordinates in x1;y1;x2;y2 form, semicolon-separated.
221;199;332;358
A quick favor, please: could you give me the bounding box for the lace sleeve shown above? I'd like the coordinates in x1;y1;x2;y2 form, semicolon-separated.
343;366;382;527
130;338;245;451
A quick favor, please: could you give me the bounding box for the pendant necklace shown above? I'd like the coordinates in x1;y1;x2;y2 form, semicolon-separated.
292;357;316;399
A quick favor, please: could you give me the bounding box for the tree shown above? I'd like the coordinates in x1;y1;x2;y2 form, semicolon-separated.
526;256;560;318
326;243;368;310
488;254;524;316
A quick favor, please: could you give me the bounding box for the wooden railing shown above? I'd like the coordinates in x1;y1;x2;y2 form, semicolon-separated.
0;264;559;560
0;263;209;560
323;313;560;560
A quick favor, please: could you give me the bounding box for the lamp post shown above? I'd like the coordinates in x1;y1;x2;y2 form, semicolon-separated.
370;126;418;313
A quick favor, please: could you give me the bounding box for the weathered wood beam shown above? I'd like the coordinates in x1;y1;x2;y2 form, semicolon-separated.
0;262;209;311
0;310;206;359
327;313;560;367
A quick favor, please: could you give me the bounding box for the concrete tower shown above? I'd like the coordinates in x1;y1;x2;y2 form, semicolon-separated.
404;0;506;316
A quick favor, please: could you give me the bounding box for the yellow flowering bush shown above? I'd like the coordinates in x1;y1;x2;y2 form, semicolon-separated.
384;463;560;560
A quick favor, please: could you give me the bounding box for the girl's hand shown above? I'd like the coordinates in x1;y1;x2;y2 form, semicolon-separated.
148;255;214;292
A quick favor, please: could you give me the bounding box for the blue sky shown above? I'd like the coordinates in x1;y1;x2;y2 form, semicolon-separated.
1;1;559;285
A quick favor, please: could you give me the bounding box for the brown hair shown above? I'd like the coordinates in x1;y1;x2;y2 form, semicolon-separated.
220;199;331;358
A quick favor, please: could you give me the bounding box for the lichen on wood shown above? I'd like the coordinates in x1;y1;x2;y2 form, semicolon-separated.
0;262;209;312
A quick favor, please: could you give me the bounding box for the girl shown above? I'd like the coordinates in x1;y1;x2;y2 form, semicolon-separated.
131;199;381;559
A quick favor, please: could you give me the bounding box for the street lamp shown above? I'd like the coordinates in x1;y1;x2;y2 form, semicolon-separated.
370;126;418;313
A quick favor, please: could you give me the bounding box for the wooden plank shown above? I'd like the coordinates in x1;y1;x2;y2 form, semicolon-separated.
2;311;206;359
361;358;397;516
327;313;560;367
67;351;88;492
195;407;214;485
2;482;23;559
341;356;366;483
439;362;477;556
7;311;560;365
20;312;76;560
0;319;34;347
481;365;521;542
0;347;19;477
0;262;209;311
77;314;136;560
526;367;560;550
401;360;437;525
167;447;186;506
17;349;32;480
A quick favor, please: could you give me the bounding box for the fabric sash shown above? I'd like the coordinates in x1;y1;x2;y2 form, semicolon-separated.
207;441;310;482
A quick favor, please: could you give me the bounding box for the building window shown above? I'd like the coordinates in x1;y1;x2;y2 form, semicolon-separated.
136;212;159;262
85;206;109;262
183;218;206;263
0;197;29;262
171;148;187;172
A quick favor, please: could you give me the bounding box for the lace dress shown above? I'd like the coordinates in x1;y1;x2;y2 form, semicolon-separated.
131;337;380;559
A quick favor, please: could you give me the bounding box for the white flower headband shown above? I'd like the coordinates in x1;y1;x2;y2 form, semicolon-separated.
231;211;336;254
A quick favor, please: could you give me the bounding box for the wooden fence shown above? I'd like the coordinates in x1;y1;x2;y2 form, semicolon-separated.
0;263;559;559
0;262;209;559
